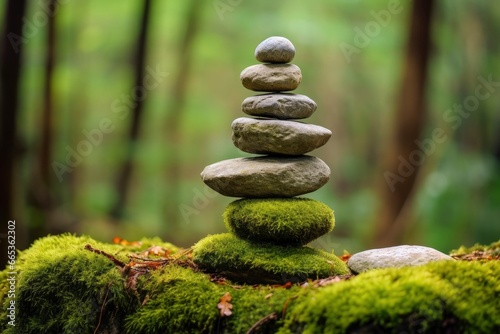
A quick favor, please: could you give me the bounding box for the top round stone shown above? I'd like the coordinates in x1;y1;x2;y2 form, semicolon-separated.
255;36;295;63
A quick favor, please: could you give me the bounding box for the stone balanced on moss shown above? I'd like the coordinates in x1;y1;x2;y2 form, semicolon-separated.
195;36;349;284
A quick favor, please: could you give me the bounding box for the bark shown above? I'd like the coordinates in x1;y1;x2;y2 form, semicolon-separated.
27;0;58;242
110;0;152;219
0;0;27;267
371;0;435;247
40;0;57;185
163;0;201;239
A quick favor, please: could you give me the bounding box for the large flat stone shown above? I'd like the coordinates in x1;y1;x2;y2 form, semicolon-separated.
231;117;331;155
200;155;330;197
241;93;317;119
347;245;454;274
240;64;301;92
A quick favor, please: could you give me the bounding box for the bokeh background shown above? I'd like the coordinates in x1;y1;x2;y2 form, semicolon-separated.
1;0;500;266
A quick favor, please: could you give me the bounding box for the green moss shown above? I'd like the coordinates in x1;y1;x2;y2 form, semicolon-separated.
125;265;222;333
224;198;335;246
125;264;305;333
451;239;500;257
192;233;349;284
1;235;498;333
0;234;178;334
278;260;500;333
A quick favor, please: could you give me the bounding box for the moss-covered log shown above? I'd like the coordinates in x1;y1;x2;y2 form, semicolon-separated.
1;235;499;333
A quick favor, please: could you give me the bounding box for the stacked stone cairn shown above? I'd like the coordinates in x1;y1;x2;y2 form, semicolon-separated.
192;37;349;284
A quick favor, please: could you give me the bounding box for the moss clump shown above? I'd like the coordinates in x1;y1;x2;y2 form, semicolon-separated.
125;264;306;333
0;234;178;334
192;233;349;284
451;239;500;260
224;198;335;246
278;260;500;334
0;234;306;334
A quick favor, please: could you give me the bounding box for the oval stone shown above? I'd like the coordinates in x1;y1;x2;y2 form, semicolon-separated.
254;36;295;63
242;93;317;119
200;155;330;198
347;245;454;274
231;117;331;155
240;64;301;92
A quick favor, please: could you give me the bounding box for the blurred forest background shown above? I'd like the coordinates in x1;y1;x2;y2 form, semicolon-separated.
1;0;500;267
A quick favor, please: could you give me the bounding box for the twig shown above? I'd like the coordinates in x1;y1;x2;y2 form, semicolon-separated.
84;244;126;268
93;284;111;334
246;312;278;334
128;255;169;262
282;295;298;318
171;247;193;263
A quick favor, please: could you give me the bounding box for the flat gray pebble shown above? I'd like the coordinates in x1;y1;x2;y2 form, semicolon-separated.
231;117;331;155
240;64;301;92
242;94;317;119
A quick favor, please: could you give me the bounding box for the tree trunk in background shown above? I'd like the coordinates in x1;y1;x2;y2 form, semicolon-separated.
41;0;57;188
0;0;27;268
109;0;152;220
371;0;435;247
27;0;58;242
164;0;200;241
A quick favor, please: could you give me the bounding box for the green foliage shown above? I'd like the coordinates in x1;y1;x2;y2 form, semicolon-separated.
192;233;349;284
417;150;500;251
224;198;335;246
279;260;500;334
12;0;500;253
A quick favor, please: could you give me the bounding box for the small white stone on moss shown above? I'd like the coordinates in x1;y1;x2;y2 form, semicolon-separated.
347;245;454;274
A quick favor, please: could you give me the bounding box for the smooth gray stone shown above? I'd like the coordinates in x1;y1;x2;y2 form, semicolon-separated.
231;117;331;155
200;156;330;198
242;93;317;119
240;64;301;92
347;245;454;274
255;36;295;63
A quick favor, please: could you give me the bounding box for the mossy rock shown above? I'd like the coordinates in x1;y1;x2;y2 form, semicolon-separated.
0;234;178;334
192;233;349;284
278;260;500;333
224;198;335;246
1;235;499;333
